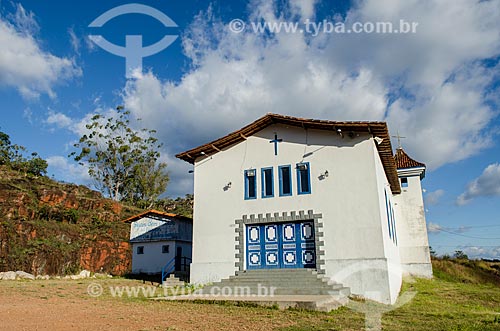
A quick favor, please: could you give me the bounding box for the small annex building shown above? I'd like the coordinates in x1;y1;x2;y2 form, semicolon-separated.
124;210;193;279
176;113;432;304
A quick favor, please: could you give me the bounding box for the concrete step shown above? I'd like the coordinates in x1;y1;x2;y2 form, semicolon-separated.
236;268;318;277
199;268;351;300
163;275;185;288
200;285;350;296
226;276;341;286
222;279;344;288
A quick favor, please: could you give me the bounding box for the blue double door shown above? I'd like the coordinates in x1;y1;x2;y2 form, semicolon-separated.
246;221;316;269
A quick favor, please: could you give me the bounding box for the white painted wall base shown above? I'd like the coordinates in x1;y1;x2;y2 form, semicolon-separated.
325;258;402;305
190;262;235;284
402;263;433;279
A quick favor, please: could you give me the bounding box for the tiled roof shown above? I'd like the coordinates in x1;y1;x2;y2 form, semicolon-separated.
176;113;401;194
122;209;192;223
394;148;426;169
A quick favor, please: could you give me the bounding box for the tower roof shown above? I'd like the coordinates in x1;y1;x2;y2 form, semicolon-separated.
394;148;426;169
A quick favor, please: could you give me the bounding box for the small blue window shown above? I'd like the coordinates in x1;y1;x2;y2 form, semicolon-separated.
401;177;408;188
392;206;397;245
137;246;144;255
261;167;274;198
278;165;292;196
296;162;311;195
385;190;392;239
244;169;257;200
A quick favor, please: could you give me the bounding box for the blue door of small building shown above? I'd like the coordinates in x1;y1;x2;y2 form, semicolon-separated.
246;221;316;269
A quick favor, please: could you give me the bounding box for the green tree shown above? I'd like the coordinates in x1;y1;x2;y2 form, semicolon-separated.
0;130;47;176
24;153;48;176
70;106;169;203
130;160;169;208
454;250;469;260
0;131;12;165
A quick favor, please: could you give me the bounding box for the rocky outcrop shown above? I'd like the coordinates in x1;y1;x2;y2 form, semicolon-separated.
0;165;140;276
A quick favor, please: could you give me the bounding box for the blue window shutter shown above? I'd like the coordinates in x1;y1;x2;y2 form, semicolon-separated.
244;170;257;200
279;165;292;196
261;167;274;198
296;162;311;195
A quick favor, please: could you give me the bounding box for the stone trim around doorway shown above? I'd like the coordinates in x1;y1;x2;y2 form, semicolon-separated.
234;210;325;274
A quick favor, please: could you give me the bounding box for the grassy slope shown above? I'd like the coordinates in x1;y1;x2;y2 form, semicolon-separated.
282;259;500;330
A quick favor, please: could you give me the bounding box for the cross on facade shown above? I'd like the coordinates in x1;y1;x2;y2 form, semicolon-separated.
269;133;283;156
391;130;406;149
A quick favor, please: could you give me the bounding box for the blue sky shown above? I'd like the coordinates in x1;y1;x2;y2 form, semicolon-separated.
1;0;500;259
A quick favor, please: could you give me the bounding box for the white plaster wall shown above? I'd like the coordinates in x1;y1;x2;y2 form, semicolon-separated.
191;124;403;303
131;241;176;274
372;143;402;303
393;174;433;278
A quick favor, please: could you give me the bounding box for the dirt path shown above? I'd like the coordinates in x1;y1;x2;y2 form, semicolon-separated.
0;279;308;331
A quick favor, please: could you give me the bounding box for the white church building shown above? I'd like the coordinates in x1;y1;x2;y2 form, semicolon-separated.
176;114;432;304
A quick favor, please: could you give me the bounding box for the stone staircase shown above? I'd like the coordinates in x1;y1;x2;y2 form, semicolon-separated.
162;274;185;288
198;269;350;311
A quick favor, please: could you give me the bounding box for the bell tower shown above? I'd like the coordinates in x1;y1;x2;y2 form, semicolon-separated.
393;147;433;278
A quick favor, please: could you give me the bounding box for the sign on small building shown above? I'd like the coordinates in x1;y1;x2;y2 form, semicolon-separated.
124;210;192;276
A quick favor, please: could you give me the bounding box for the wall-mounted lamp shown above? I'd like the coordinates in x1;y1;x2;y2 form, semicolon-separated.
223;181;232;191
318;170;329;180
200;151;206;155
336;128;343;138
297;163;308;171
188;170;194;174
246;169;256;177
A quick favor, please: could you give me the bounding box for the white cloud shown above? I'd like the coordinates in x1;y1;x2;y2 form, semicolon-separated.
45;111;74;129
118;0;500;196
0;4;81;99
427;222;442;233
7;3;38;36
457;163;500;205
46;155;92;185
461;246;500;260
427;222;470;234
425;189;445;206
68;27;80;55
124;1;500;163
289;0;319;19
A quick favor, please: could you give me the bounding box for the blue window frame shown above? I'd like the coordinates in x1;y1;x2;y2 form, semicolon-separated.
384;190;392;240
261;167;274;198
391;206;397;245
244;169;257;200
296;162;311;195
401;177;408;188
278;165;292;196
